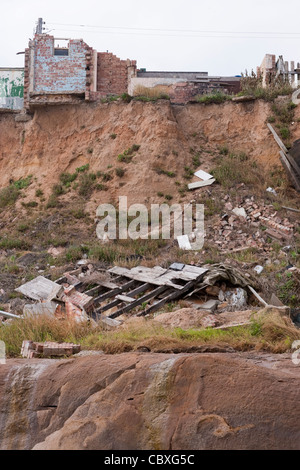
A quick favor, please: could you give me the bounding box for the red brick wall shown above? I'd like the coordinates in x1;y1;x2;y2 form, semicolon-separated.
169;80;240;104
97;53;135;95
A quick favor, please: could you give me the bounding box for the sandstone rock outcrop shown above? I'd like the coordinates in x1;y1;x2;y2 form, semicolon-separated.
0;352;299;450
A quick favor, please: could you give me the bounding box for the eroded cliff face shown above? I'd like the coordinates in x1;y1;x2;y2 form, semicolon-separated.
0;353;299;450
0;100;288;207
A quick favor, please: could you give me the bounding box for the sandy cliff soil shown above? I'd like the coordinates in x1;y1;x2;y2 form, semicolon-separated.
0;352;299;450
0;99;287;207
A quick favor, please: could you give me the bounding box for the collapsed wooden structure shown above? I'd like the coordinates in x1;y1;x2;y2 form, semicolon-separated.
15;264;210;321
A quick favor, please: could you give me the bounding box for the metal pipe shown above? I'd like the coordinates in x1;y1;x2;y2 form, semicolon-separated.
0;310;21;320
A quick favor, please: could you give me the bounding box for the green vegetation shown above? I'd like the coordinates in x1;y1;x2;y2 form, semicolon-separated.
100;95;120;103
52;183;65;196
78;172;97;197
121;93;132;103
76;163;90;173
59;172;78;185
0;237;30;250
183;166;194;180
239;71;293;101
192;153;201;168
13;176;32;190
0;185;20;208
153;166;176;178
195;91;232;104
211;151;269;190
0;176;33;208
115;167;125;177
118;144;140;163
35;189;44;197
21;201;38;208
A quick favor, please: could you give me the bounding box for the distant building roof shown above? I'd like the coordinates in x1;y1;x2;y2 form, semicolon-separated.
137;71;208;79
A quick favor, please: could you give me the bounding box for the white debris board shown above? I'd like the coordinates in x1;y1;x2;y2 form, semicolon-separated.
15;276;61;301
194;169;214;181
177;234;192;250
188;179;215;190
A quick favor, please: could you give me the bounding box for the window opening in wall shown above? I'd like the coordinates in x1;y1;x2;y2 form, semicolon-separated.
54;38;69;56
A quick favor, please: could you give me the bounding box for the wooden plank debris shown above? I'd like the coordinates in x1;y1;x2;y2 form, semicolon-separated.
93;279;136;304
138;281;196;316
281;206;300;213
109;285;168;319
96;283;151;315
279;151;300;192
188;178;215;190
115;294;136;303
12;263;216;324
267;123;288;153
248;286;268;307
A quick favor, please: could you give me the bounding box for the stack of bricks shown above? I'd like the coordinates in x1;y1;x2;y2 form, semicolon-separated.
97;53;136;96
21;340;81;359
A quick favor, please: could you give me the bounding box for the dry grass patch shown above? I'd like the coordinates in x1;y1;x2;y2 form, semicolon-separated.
133;85;170;100
1;309;299;357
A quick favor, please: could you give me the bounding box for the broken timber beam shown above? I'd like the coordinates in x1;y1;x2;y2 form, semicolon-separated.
267;123;288;153
279;151;300;192
108;285;168;319
281;206;300;213
138;280;196;317
93;279;136;305
96;283;151;315
248;286;268;307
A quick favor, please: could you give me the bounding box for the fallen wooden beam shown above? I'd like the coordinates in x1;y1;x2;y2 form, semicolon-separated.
138;280;196;316
281;206;300;213
109;285;168;319
279;151;300;192
267;123;288;153
93;279;136;305
96;283;151;315
248;286;268;307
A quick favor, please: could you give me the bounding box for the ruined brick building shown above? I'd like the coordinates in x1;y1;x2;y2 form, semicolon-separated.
257;54;300;87
0;30;241;111
23;34;137;108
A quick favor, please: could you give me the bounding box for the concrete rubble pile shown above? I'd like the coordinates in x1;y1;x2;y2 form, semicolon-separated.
15;266;95;323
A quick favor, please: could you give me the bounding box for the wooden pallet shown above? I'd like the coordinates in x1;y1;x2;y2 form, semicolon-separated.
83;264;208;320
